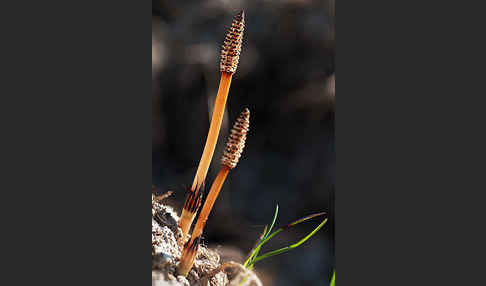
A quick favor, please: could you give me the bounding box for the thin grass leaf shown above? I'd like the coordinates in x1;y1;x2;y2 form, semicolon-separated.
243;225;266;268
284;211;326;229
266;204;279;237
250;218;328;265
330;270;335;286
247;205;279;269
244;205;279;268
251;211;326;255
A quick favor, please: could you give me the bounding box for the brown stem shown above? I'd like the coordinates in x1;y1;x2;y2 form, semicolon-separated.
177;108;250;277
192;165;230;239
178;10;245;245
178;183;203;245
192;72;233;192
178;73;232;243
177;236;200;277
177;166;230;276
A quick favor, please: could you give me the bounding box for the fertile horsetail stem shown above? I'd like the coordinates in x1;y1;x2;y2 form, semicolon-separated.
191;10;245;191
178;11;245;242
178;108;250;276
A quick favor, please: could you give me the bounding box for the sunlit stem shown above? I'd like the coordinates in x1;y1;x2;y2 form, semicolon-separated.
191;73;233;192
192;165;230;240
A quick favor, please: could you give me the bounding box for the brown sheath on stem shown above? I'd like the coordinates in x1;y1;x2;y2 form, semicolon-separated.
177;236;201;277
178;11;245;242
191;166;230;241
178;183;204;243
177;108;250;276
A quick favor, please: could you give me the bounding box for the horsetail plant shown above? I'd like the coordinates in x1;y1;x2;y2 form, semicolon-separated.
178;10;245;243
177;108;250;276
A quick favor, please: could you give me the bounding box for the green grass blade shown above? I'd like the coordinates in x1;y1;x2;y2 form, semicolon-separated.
251;211;326;254
284;211;326;229
250;228;283;254
243;227;266;267
247;242;262;270
266;204;279;238
251;218;328;264
245;210;327;269
330;270;335;286
244;205;280;268
248;204;279;268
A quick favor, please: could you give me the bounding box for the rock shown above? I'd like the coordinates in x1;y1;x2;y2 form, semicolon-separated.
153;194;240;286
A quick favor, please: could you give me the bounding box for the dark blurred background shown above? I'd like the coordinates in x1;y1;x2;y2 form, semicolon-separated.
152;1;334;285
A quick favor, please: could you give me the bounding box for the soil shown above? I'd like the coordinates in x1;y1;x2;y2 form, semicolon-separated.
152;194;262;286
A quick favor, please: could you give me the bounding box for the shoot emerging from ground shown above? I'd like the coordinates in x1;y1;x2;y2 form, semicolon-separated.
178;108;250;276
243;209;327;269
